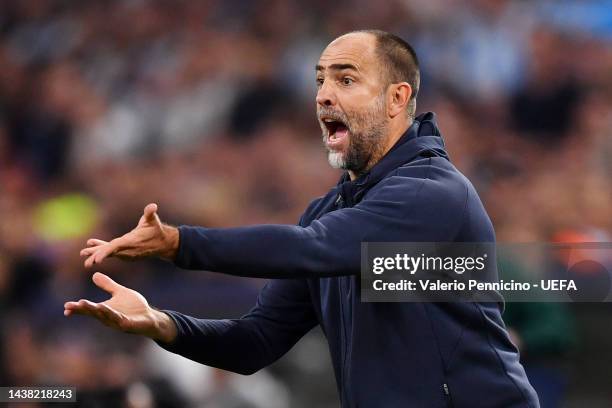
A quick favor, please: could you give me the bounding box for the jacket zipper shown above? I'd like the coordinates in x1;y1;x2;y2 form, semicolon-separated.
337;275;348;406
342;276;354;407
336;192;354;407
443;383;453;407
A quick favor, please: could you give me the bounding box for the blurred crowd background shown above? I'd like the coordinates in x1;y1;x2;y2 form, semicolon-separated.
0;0;610;407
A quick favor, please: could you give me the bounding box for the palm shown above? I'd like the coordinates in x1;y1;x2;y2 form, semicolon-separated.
104;287;150;328
64;272;156;336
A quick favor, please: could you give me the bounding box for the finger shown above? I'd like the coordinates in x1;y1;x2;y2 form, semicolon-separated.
64;301;80;316
65;299;100;318
87;239;108;247
92;307;114;327
77;301;127;330
84;253;95;268
84;251;100;268
80;239;109;257
98;303;128;330
84;243;116;268
143;203;159;224
80;247;97;257
84;252;101;268
92;272;122;295
80;302;118;328
64;301;80;309
92;243;118;265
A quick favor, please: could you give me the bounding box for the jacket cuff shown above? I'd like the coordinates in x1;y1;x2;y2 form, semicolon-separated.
173;225;205;269
152;309;187;354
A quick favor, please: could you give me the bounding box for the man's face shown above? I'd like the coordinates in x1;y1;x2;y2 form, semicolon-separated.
316;33;389;174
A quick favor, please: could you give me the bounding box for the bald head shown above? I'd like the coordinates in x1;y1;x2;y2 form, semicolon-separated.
328;30;420;118
324;31;378;60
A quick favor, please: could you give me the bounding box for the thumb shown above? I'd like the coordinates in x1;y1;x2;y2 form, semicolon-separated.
143;203;159;224
92;272;122;295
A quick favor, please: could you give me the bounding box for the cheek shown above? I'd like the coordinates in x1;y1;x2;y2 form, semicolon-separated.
337;85;371;107
343;93;384;121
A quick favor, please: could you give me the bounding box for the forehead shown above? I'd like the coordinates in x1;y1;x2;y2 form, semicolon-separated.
317;33;378;72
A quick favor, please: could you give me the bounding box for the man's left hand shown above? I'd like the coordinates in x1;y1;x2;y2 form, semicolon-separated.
80;203;179;267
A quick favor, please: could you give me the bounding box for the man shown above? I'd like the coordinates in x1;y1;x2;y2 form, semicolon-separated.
66;30;540;407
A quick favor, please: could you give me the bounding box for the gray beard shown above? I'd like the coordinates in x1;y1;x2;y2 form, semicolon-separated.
323;96;388;176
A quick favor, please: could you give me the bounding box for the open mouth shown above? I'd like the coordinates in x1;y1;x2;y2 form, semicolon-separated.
321;116;349;149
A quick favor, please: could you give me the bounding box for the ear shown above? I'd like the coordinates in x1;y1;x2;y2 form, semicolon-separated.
387;82;412;118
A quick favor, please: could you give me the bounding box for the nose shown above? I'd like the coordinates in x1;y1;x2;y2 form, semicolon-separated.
316;81;336;107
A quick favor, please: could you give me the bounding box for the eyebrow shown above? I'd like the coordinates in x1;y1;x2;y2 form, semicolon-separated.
315;63;359;72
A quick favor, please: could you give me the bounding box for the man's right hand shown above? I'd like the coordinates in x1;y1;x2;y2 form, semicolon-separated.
80;203;180;268
64;272;178;343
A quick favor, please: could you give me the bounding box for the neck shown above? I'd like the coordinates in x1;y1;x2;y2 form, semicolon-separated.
348;117;413;181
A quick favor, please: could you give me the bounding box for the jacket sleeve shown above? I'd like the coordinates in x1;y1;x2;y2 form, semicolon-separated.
174;176;467;278
155;278;318;375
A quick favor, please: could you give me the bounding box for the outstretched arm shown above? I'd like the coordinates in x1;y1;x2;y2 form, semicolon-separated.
81;175;458;278
81;175;464;278
65;274;318;375
157;279;318;374
171;176;462;277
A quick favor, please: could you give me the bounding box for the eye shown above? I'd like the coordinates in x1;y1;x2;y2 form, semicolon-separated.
316;77;324;87
341;77;354;86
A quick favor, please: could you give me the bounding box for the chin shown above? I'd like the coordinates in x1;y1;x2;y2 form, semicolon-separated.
327;151;346;169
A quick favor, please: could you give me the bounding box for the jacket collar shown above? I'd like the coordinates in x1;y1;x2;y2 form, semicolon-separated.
335;111;449;208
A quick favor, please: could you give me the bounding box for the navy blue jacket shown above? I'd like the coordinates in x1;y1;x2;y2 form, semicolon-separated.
158;112;539;407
